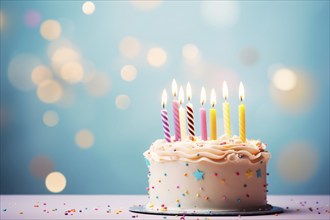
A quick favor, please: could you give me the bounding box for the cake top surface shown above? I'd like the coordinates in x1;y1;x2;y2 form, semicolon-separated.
144;135;270;164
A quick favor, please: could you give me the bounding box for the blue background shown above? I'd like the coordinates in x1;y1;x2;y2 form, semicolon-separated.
0;1;329;194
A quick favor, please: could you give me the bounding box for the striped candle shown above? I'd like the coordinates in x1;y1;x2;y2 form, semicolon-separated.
186;82;195;139
161;89;171;142
172;79;181;141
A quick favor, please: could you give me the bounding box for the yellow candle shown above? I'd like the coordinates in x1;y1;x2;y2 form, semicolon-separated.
179;86;187;141
210;89;217;140
239;82;246;142
222;81;231;137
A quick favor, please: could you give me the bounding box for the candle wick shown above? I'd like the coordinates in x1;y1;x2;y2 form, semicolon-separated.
240;96;243;102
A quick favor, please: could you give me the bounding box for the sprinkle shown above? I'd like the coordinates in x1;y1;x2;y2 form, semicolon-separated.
184;173;188;177
196;193;200;197
177;204;181;207
222;196;227;201
243;184;247;187
236;172;240;176
204;196;209;200
193;169;204;180
220;141;226;145
196;153;200;157
185;163;189;166
158;180;161;183
246;194;250;198
19;212;23;214
164;173;167;176
214;173;218;176
200;187;204;190
220;179;225;184
185;190;189;194
245;169;253;179
256;169;262;178
182;193;186;197
156;196;159;199
177;185;180;189
176;199;180;203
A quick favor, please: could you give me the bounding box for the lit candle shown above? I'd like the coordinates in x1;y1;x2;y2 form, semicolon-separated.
239;82;246;142
172;79;181;141
161;89;171;143
210;89;217;140
200;87;207;141
186;82;195;139
222;81;232;137
178;86;187;141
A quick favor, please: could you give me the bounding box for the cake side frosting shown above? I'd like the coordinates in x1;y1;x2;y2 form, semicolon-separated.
144;135;271;212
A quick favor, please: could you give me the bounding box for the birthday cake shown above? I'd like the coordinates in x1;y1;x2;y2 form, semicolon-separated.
143;135;270;212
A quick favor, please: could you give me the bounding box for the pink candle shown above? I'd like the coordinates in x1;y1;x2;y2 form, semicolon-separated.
161;89;171;143
200;87;207;141
172;79;181;141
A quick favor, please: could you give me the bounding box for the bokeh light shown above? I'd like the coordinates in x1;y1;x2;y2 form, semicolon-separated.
277;141;318;183
239;47;259;66
8;54;40;91
45;171;66;193
30;156;54;179
75;129;94;149
0;11;4;30
24;10;41;28
130;0;162;11
31;65;53;85
269;68;316;113
115;94;131;110
272;68;297;91
43;110;59;127
201;1;239;28
37;80;63;104
120;65;137;82
40;19;61;41
85;73;111;97
182;43;200;61
82;1;95;15
147;47;167;67
59;61;84;84
119;36;141;58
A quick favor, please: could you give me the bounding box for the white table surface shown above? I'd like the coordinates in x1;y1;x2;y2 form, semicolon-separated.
0;195;329;219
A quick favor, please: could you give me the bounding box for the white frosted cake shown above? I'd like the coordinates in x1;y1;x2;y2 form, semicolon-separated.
143;135;270;212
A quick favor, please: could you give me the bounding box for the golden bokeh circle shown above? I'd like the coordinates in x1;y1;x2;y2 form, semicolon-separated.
37;80;63;104
45;171;66;193
147;47;167;67
120;65;137;81
40;19;61;41
75;129;94;149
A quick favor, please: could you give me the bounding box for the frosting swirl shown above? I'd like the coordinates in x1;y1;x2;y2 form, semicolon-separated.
144;135;270;164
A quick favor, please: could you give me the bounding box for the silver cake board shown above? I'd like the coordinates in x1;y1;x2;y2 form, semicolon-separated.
129;204;284;216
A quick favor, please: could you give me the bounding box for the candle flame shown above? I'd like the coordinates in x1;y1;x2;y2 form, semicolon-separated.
239;82;245;102
186;82;192;101
172;79;177;97
210;89;216;107
161;89;167;108
223;81;228;100
200;87;206;105
179;86;184;105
